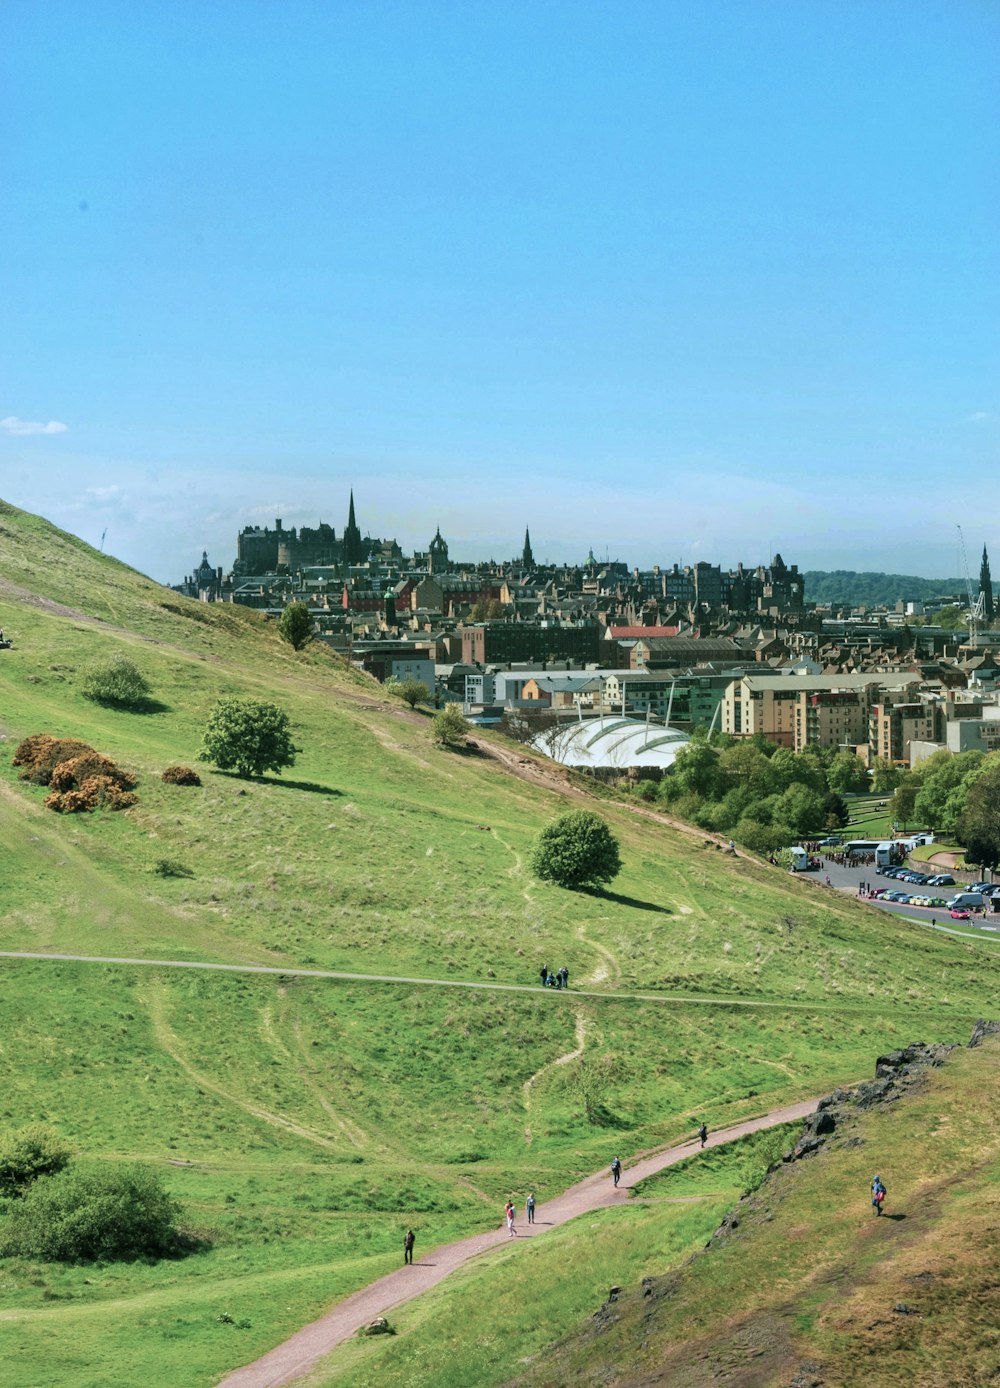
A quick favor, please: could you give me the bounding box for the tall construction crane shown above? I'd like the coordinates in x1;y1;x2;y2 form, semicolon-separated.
957;524;985;648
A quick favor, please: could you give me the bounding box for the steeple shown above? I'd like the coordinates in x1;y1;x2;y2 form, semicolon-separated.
522;526;534;569
980;544;994;623
427;526;449;575
343;490;364;566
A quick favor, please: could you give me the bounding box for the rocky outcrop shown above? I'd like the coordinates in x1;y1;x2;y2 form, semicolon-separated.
968;1018;1000;1048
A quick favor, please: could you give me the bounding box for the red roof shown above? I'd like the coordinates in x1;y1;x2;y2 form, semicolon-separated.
609;625;680;639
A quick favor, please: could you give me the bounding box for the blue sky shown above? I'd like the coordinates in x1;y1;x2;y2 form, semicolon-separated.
2;1;997;582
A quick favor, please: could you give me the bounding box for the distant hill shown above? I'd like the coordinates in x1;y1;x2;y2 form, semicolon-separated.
804;570;965;607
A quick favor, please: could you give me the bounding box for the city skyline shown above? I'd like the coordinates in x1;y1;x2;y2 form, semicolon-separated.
2;1;997;583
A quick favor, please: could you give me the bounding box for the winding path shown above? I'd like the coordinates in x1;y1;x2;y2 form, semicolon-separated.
215;1096;817;1388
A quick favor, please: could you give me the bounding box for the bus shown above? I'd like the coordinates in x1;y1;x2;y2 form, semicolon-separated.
843;840;896;867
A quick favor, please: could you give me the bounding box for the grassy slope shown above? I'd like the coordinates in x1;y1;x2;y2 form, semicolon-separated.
0;498;998;1385
510;1035;1000;1388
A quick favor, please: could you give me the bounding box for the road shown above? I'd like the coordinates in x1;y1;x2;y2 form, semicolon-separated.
214;1096;819;1388
807;853;1000;942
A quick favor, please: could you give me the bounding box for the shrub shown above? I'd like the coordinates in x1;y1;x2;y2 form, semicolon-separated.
45;777;138;814
0;1163;182;1263
12;735;95;785
199;697;299;778
49;753;135;793
80;652;153;708
152;858;194;878
432;705;469;750
0;1124;71;1198
161;765;202;787
531;810;622;890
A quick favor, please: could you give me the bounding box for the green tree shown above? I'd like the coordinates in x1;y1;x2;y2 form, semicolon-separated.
669;741;723;798
768;747;801;793
718;743;779;798
956;760;1000;872
198;697;299;778
891;782;918;828
80;652;153;708
820;791;850;828
826;751;869;794
531;810;622;890
391;678;429;709
913;750;985;831
871;757;903;794
0;1123;71;1198
431;704;469;749
277;601;313;650
773;784;826;837
795;744;830;791
0;1163;181;1263
733;819;793;856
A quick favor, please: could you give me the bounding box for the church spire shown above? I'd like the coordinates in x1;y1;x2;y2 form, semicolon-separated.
522;526;534;569
980;544;994;623
343;490;364;566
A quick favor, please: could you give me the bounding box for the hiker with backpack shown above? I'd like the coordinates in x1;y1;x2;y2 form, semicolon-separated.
610;1156;622;1187
871;1174;886;1216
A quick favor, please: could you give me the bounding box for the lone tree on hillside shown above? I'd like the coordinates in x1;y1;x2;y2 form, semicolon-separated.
277;601;314;651
432;704;469;750
81;652;153;709
390;678;429;709
198;697;299;778
531;810;622;891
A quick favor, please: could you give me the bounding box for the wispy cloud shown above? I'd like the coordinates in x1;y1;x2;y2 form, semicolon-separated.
1;415;69;436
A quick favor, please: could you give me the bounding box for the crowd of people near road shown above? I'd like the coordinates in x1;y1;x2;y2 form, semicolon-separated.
539;965;570;989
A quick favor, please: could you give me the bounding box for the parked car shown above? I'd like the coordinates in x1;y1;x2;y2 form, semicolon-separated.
926;874;954;886
818;836;842;846
968;882;994;892
950;909;971;920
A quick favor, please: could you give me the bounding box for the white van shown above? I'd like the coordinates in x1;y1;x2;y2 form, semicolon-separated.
946;892;985;910
789;846;810;872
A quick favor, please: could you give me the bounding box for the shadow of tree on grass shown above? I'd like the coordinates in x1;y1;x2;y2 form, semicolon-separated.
215;771;342;796
584;887;672;915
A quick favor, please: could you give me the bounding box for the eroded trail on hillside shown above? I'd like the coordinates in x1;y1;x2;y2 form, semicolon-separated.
215;1096;820;1388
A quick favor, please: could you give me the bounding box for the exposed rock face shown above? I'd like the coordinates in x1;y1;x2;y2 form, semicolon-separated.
968;1018;1000;1048
594;1023;999;1356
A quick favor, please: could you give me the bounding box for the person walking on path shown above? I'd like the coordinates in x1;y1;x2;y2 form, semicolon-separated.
698;1122;708;1148
526;1193;535;1224
610;1156;622;1187
505;1200;517;1237
871;1174;886;1216
403;1229;415;1265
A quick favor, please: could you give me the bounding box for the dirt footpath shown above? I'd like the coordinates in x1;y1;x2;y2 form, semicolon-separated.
216;1097;817;1388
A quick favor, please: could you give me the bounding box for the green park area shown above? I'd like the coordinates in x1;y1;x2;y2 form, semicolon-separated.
0;500;998;1386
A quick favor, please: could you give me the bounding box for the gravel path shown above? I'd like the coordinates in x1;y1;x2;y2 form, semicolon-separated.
0;949;905;1011
215;1097;817;1388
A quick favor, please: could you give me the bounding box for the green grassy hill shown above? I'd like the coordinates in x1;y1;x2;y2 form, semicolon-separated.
505;1032;1000;1388
1;498;998;1386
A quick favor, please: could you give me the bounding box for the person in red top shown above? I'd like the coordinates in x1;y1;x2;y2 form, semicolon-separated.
504;1200;517;1236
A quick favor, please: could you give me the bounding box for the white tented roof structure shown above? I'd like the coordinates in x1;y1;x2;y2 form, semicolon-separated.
534;717;690;771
